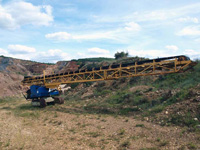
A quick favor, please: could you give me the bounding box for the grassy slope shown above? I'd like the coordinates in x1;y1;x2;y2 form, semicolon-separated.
63;62;200;130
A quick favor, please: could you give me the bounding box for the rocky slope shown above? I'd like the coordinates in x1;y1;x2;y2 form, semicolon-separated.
0;56;78;97
0;56;114;97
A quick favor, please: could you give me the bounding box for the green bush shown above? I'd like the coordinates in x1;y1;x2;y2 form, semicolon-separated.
170;113;199;127
106;91;127;104
70;83;80;89
150;105;165;114
135;124;145;127
114;51;128;59
166;89;191;105
93;89;111;97
119;107;140;115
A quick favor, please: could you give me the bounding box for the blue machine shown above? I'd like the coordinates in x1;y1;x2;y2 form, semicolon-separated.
29;85;59;99
24;85;63;107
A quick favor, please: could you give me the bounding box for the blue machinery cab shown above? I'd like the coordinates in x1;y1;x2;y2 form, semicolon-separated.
24;85;64;107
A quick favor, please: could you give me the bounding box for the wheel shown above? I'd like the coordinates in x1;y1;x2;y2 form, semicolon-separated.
40;98;46;108
53;97;64;104
59;97;64;104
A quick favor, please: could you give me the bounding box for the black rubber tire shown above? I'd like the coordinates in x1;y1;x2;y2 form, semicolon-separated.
59;97;64;104
40;98;46;108
53;97;64;104
53;97;59;104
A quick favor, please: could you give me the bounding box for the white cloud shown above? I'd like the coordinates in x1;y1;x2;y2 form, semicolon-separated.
35;49;71;63
165;45;179;51
8;45;36;54
177;26;200;36
183;49;200;59
7;54;32;60
1;46;71;63
46;30;121;42
46;27;139;43
184;49;198;55
0;48;8;55
77;47;112;58
124;10;177;22
177;17;199;23
0;1;53;29
88;47;109;54
45;32;71;41
125;22;141;31
77;52;112;58
128;49;173;59
134;3;200;22
73;31;114;40
93;3;200;24
0;5;17;29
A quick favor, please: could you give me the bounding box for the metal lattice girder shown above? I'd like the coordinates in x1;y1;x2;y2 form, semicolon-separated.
22;56;197;88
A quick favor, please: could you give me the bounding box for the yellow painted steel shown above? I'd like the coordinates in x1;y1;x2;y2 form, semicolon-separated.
22;58;196;89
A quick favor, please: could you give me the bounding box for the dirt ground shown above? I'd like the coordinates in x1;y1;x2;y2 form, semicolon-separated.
0;98;199;150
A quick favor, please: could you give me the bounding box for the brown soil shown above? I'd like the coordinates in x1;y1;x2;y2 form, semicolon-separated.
0;56;80;97
0;99;199;150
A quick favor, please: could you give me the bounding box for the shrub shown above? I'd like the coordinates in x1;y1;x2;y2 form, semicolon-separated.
119;140;130;148
106;91;127;104
86;132;101;138
170;113;199;127
150;105;165;114
70;83;80;89
119;107;140;115
135;124;145;127
114;51;128;59
166;89;191;106
159;140;169;147
187;143;197;150
93;89;111;97
118;128;126;135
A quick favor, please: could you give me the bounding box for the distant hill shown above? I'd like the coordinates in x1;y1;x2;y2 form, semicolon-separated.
0;56;116;97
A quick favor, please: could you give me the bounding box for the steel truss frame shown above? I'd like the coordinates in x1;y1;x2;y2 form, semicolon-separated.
22;58;196;88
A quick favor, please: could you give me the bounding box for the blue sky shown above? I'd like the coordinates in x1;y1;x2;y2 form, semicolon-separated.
0;0;200;62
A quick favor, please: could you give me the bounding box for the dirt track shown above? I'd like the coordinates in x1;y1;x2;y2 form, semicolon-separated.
0;99;199;150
